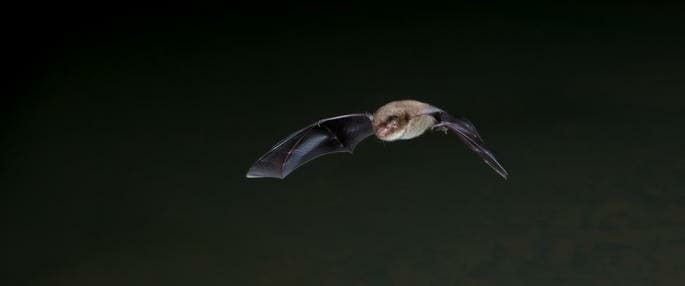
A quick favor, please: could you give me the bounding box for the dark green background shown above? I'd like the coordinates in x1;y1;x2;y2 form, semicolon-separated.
4;4;685;285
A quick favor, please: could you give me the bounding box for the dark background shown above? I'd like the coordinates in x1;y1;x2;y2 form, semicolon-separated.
4;3;685;285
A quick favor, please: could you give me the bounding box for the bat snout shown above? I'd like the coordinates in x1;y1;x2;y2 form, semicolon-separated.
375;126;405;142
376;126;391;137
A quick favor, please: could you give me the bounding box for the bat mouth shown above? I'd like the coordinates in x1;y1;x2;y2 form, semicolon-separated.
376;126;391;137
375;118;403;139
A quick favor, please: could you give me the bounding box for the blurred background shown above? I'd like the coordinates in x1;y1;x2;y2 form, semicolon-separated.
4;3;685;285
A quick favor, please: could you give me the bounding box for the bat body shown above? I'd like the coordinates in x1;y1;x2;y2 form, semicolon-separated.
246;100;508;179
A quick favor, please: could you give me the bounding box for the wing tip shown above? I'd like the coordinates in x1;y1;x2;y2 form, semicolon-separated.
499;171;509;180
245;172;260;179
492;165;509;180
245;168;286;179
481;158;509;180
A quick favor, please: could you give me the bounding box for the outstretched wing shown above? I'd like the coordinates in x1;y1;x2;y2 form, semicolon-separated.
246;113;375;179
430;111;509;179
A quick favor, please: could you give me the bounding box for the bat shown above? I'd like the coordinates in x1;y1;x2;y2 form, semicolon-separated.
246;100;508;179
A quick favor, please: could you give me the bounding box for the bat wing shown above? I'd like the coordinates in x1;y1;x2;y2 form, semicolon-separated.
429;111;509;179
246;113;375;179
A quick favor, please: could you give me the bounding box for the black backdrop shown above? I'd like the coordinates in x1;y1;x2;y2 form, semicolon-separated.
4;3;685;285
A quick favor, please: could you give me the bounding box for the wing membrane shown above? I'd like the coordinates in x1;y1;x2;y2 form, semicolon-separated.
431;111;509;179
246;113;374;179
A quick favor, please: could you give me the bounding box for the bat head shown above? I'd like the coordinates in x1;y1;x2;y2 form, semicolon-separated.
374;113;409;141
373;100;430;141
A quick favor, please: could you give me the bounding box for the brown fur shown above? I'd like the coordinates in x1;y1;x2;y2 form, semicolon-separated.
372;100;437;141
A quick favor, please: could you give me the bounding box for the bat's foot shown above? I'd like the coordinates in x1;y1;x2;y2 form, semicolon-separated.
432;124;449;134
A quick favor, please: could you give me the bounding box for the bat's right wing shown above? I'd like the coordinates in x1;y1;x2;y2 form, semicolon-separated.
246;113;375;179
429;110;509;180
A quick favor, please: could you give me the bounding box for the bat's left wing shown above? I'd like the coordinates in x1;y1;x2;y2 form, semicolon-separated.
246;113;374;179
429;110;509;179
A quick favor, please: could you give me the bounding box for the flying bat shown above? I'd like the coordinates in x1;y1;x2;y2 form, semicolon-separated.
246;100;508;179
